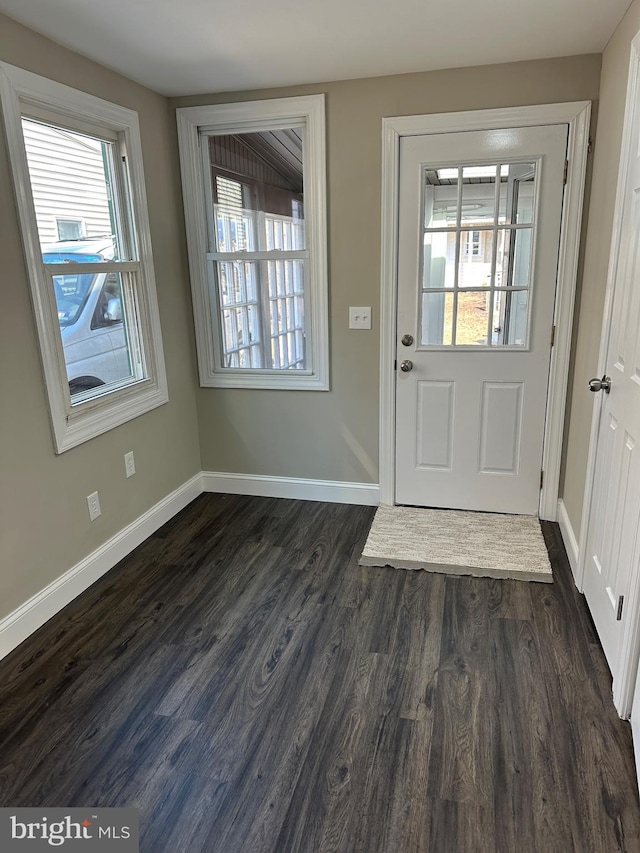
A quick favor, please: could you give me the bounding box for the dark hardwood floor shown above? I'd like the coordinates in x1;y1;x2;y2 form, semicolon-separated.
0;494;638;851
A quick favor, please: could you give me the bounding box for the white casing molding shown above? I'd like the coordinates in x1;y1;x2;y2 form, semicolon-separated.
379;102;592;521
202;471;380;505
557;499;580;582
0;474;203;662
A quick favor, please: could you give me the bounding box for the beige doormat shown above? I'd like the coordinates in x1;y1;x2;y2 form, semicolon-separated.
360;505;552;582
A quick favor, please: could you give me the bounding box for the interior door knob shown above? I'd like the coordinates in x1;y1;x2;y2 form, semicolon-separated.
588;375;611;394
400;360;413;372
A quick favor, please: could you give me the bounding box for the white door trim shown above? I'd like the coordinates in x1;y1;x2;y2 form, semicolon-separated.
379;102;592;520
576;33;640;718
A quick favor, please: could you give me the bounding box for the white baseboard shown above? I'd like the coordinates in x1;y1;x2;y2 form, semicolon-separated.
0;470;379;662
557;498;580;584
0;473;203;662
202;471;380;506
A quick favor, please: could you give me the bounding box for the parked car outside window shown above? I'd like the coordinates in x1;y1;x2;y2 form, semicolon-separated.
43;237;133;397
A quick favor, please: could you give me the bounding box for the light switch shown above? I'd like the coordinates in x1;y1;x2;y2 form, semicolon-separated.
349;307;372;329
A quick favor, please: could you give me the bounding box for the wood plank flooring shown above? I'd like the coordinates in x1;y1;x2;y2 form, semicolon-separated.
0;494;638;851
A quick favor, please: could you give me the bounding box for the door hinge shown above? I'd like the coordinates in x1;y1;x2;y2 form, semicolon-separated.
563;160;568;185
617;595;624;621
551;324;556;347
540;469;544;490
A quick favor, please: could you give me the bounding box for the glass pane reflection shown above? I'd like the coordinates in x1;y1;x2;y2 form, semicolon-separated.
421;291;453;345
493;289;528;346
496;228;532;289
459;230;493;287
423;231;455;288
498;163;536;225
460;167;496;226
455;291;490;346
425;168;458;228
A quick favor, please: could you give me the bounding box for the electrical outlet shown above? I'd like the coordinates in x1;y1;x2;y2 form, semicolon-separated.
349;306;372;330
87;491;101;522
124;450;136;478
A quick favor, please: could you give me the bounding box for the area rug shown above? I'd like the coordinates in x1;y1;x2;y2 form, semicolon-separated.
359;505;552;582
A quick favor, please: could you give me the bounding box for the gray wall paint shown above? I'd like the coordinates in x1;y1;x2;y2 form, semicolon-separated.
562;0;640;539
1;5;629;628
172;56;602;483
0;13;201;620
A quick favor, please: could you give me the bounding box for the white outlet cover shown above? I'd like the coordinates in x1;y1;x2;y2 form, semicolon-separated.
87;490;101;521
124;450;136;478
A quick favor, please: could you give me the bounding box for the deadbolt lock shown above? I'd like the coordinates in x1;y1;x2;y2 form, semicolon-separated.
401;334;414;347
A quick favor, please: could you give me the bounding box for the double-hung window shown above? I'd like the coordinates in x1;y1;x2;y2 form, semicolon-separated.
0;63;168;452
177;95;329;390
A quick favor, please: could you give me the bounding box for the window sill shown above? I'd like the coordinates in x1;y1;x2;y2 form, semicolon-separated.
56;382;169;453
198;370;329;391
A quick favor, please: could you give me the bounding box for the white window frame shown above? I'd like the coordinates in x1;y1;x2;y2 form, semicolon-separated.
0;62;168;453
177;95;329;390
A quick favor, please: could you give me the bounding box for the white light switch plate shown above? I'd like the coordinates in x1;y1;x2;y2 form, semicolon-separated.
349;307;372;329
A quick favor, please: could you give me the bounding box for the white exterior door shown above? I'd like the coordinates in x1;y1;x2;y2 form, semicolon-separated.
582;91;640;677
395;125;568;514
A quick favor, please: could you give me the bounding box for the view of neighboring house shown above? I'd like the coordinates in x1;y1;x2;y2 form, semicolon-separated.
22;118;112;244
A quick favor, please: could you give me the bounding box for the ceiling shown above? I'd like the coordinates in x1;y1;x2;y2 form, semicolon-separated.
0;0;632;97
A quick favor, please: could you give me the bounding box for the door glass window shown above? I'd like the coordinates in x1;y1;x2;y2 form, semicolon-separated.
420;162;536;347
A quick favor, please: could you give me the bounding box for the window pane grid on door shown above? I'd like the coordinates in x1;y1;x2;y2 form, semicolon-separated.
420;160;537;347
496;228;533;289
421;291;454;345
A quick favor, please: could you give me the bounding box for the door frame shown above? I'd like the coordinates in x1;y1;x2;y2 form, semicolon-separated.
379;102;592;520
576;33;640;718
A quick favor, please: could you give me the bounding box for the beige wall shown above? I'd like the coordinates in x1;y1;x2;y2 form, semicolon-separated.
172;56;601;483
0;14;200;620
561;0;640;538
0;9;623;627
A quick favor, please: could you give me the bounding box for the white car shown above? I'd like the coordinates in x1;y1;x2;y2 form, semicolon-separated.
45;238;133;397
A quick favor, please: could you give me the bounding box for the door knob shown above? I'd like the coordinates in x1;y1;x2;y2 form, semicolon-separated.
588;375;611;394
400;360;413;372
